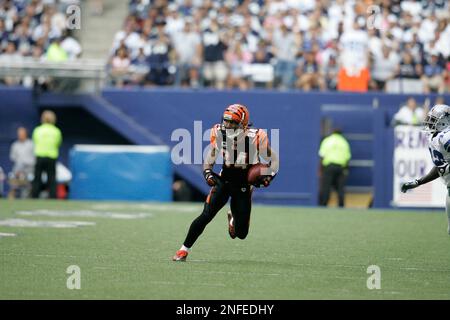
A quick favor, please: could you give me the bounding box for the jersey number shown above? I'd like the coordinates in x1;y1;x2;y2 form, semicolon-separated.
429;148;445;166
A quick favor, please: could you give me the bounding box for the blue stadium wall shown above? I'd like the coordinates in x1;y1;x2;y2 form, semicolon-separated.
0;86;448;207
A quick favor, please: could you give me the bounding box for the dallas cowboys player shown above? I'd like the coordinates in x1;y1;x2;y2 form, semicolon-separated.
401;104;450;234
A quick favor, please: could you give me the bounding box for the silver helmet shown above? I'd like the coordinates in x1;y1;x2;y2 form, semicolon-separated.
423;104;450;134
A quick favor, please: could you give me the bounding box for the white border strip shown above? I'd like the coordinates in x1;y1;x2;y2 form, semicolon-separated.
73;145;169;153
0;232;17;237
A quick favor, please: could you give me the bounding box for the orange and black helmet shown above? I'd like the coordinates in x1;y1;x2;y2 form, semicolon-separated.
222;104;251;129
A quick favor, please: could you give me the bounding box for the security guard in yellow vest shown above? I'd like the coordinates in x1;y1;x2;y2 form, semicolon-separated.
31;110;62;199
318;128;351;207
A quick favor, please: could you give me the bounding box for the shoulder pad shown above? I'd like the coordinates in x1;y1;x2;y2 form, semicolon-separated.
439;129;450;142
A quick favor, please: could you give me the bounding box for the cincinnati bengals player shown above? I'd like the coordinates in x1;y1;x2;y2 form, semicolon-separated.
173;104;279;261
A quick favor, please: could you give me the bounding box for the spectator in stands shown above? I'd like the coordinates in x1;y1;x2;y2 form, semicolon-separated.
250;39;274;88
145;19;174;86
370;45;400;92
201;20;228;89
45;37;68;62
252;40;273;65
129;47;150;86
337;19;370;92
397;50;422;77
110;46;131;87
392;97;428;126
295;50;326;91
172;19;202;88
0;19;7;49
60;30;82;60
271;23;299;90
8;127;35;199
323;54;339;91
31;110;62;199
3;0;448;95
404;33;425;65
421;52;446;94
0;0;83;86
129;0;150;19
0;41;22;85
111;17;141;59
165;3;184;36
225;41;252;90
10;23;33;56
318;128;351;208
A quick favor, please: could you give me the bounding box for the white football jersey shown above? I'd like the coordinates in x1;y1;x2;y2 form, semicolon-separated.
428;128;450;186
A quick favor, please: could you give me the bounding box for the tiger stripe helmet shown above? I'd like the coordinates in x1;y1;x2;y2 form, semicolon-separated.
223;104;250;129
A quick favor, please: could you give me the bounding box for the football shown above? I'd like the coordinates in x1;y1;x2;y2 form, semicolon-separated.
247;163;270;185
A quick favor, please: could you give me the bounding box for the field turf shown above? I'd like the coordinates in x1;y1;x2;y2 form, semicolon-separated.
0;199;449;299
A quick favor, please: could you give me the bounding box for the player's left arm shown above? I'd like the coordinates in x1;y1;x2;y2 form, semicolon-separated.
258;132;279;187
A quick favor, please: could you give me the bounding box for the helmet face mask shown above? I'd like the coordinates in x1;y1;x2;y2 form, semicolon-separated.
423;114;438;132
222;117;241;130
422;104;450;134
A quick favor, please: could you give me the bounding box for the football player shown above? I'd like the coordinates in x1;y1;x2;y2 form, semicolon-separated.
172;104;279;261
401;104;450;234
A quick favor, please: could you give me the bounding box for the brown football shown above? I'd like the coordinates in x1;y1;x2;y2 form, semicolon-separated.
247;163;270;185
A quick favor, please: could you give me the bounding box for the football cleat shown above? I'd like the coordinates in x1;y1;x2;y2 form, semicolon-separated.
172;250;188;261
227;211;236;239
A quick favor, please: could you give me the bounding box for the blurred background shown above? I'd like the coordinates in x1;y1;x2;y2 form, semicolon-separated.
0;0;449;208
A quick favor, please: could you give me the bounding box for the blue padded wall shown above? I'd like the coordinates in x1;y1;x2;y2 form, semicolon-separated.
69;145;172;201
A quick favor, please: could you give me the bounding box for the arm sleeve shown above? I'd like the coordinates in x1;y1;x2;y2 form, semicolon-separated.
9;143;16;162
32;128;37;144
258;130;269;150
393;108;403;122
257;130;270;160
210;125;219;150
318;138;328;158
346;140;352;162
58;129;62;147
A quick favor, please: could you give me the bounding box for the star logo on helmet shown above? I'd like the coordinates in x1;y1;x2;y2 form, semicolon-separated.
445;112;450;117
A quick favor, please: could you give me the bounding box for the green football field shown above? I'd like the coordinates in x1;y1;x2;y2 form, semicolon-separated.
0;199;449;300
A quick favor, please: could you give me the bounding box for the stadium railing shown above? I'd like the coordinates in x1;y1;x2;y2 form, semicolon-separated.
0;57;107;93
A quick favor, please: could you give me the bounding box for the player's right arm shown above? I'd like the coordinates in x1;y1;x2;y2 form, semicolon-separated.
402;131;450;193
401;167;439;193
203;125;220;187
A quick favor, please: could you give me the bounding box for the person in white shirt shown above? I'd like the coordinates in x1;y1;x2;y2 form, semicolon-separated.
8;127;35;198
392;97;428;126
339;21;369;76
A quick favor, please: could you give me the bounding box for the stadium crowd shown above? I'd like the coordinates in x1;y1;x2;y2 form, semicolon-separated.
107;0;450;93
1;0;449;93
0;0;82;86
